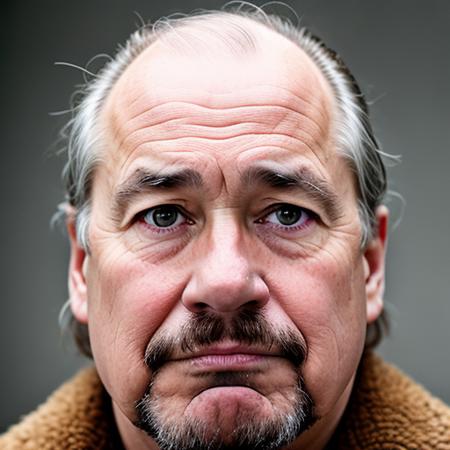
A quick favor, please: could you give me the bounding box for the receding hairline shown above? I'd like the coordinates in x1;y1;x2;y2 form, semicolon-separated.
105;15;334;110
97;13;337;167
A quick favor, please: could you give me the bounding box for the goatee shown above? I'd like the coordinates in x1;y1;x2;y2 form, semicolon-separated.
135;310;316;450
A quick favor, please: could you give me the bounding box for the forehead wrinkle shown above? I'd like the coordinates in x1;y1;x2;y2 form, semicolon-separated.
117;81;329;124
126;101;325;130
111;111;330;188
109;80;331;141
120;125;324;155
116;134;325;181
107;97;326;173
100;113;330;197
102;48;334;145
100;125;328;186
116;103;327;155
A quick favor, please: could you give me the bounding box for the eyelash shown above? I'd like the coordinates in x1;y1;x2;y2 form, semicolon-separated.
256;203;316;232
136;203;317;234
137;204;193;233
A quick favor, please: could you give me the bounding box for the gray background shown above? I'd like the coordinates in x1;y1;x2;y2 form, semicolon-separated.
1;0;449;432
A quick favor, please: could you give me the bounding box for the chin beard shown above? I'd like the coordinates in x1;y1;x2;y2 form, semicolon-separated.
134;310;317;450
136;374;315;450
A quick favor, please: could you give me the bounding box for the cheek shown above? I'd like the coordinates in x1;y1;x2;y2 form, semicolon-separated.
85;249;186;417
273;254;367;413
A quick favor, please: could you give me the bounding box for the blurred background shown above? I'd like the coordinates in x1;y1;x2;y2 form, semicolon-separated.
1;0;449;432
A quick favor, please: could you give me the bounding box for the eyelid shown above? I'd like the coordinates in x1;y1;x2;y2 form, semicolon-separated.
256;203;319;224
134;204;190;221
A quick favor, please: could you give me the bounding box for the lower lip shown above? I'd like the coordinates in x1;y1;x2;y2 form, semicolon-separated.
188;353;266;370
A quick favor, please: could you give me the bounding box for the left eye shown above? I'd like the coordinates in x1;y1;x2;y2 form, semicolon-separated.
142;205;186;228
263;204;312;228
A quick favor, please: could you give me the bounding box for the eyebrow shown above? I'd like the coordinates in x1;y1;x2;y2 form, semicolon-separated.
111;164;343;224
242;166;343;222
112;168;203;221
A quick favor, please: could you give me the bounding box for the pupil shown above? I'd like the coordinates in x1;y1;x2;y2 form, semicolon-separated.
153;207;178;227
276;206;301;225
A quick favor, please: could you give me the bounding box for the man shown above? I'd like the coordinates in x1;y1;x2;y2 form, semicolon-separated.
2;5;449;450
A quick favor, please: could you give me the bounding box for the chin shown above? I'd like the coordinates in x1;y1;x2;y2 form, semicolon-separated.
134;368;316;450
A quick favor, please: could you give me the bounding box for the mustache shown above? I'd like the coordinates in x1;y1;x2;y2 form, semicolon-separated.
144;310;307;372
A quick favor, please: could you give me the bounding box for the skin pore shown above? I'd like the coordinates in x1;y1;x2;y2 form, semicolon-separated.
67;19;387;450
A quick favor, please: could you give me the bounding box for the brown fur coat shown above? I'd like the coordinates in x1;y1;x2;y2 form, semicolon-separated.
1;352;449;449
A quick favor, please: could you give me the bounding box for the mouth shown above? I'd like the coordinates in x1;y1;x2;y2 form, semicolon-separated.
170;342;285;372
189;353;265;370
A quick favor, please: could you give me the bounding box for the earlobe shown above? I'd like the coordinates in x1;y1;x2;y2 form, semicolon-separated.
66;212;89;324
364;205;389;324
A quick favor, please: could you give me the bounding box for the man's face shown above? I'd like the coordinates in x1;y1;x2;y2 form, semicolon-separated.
68;26;386;450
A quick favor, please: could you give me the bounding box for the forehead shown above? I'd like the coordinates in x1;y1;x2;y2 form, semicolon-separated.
97;20;347;195
109;20;332;106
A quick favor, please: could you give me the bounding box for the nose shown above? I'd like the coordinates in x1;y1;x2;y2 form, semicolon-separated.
181;219;269;314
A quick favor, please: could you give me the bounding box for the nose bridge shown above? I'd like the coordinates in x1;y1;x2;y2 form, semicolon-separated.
207;213;248;278
181;211;269;313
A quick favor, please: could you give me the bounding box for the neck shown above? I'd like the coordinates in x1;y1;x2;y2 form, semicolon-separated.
113;403;158;450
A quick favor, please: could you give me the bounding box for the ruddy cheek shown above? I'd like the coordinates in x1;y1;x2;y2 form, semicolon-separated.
281;271;365;415
88;259;185;406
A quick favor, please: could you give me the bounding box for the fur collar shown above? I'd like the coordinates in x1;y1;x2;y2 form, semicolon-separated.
2;352;449;449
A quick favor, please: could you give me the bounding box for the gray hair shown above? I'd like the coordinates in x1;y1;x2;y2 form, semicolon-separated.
60;4;391;356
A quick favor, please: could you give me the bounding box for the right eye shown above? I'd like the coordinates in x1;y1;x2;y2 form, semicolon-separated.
140;205;188;230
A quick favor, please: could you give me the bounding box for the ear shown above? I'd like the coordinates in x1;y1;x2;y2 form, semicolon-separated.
363;205;389;324
66;208;89;324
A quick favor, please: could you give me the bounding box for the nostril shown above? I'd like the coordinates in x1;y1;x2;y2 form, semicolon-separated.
245;299;262;309
193;301;209;312
181;271;270;314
